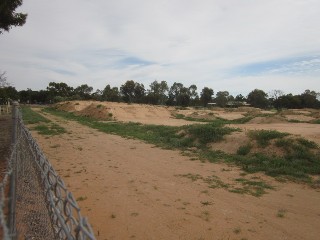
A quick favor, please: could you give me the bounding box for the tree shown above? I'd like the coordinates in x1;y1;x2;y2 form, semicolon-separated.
300;89;319;108
0;71;18;103
102;84;120;102
188;84;198;106
0;71;9;87
215;91;229;107
47;82;74;98
147;80;169;105
120;80;145;103
134;82;145;103
75;84;93;100
0;86;18;104
121;80;135;103
247;89;269;109
269;89;284;101
0;0;27;34
200;87;214;107
235;94;246;102
92;89;103;101
167;82;190;106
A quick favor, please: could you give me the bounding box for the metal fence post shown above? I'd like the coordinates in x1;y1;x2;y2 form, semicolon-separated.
8;101;19;239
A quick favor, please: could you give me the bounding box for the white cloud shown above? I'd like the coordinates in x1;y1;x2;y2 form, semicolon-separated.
0;0;319;93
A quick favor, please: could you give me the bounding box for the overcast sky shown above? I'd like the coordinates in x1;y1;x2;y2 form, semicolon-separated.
0;0;319;96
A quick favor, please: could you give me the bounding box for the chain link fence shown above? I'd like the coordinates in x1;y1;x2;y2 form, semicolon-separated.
0;104;96;239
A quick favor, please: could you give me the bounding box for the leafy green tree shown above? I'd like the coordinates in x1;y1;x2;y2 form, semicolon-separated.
188;84;198;106
247;89;269;109
19;88;48;104
0;0;27;34
200;87;214;107
120;80;145;103
75;84;93;100
134;82;145;103
215;91;229;107
147;80;169;105
102;84;120;102
121;80;135;103
167;82;190;106
47;82;74;98
300;89;319;108
235;94;246;102
0;71;18;103
0;86;18;103
92;89;103;101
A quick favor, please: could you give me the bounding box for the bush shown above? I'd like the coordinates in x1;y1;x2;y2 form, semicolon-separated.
249;130;289;147
237;144;252;155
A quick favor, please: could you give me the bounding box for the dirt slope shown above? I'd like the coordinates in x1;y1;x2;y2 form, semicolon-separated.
55;101;198;126
28;109;320;240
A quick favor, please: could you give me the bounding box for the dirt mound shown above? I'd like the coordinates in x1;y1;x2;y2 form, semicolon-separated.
213;111;246;120
284;115;315;122
77;103;113;120
236;106;261;113
55;101;198;126
248;116;287;124
210;131;250;154
55;101;78;112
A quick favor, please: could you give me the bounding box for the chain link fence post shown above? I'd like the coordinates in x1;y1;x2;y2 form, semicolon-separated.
8;101;19;239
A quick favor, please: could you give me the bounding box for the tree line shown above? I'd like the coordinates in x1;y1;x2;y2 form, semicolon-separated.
0;74;319;109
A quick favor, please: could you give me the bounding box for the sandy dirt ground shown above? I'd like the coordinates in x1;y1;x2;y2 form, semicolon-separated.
28;108;320;240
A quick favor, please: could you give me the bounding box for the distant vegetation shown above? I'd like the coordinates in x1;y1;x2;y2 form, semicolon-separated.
1;74;320;109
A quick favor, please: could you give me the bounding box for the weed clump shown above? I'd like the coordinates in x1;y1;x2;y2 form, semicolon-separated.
248;130;289;147
187;124;237;144
237;144;252;156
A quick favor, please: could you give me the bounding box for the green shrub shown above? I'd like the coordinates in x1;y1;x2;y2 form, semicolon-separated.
249;130;289;147
188;124;236;144
237;144;252;155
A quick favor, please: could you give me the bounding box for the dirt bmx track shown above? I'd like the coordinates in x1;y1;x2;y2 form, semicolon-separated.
29;104;320;240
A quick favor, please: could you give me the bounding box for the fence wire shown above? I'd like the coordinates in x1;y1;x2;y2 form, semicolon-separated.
0;106;96;239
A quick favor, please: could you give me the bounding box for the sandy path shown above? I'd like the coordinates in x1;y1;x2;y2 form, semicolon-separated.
29;109;320;240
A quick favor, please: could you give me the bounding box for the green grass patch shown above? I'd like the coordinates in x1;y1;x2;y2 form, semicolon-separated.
21;106;51;124
233;178;274;197
248;130;289;147
187;124;237;144
312;119;320;124
237;144;252;156
34;123;67;135
296;138;318;149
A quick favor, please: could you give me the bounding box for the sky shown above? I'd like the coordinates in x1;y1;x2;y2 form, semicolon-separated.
0;0;319;96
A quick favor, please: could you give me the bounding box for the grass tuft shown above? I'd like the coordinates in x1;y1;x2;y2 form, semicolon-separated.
248;130;289;147
34;123;66;135
237;144;252;155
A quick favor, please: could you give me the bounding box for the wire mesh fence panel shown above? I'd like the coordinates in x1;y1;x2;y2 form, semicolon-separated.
15;123;56;239
0;105;96;240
